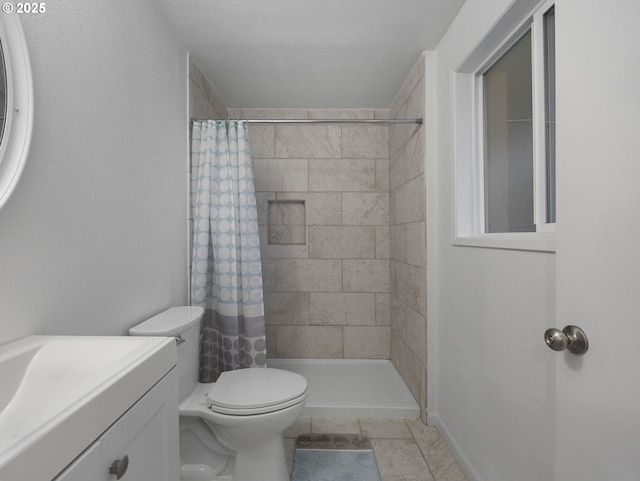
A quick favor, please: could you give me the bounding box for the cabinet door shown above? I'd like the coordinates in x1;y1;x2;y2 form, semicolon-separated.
98;370;180;481
54;370;179;481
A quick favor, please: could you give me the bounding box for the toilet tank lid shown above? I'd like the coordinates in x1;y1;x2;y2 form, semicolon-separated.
129;306;204;336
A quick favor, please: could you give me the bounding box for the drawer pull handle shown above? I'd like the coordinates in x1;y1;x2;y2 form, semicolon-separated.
109;455;129;479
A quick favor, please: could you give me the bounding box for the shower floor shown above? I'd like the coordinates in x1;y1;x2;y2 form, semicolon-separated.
267;358;420;418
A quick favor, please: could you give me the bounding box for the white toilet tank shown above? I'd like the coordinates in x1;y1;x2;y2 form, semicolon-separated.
129;306;204;401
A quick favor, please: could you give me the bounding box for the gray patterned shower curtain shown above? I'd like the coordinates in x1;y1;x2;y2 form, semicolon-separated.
190;120;267;382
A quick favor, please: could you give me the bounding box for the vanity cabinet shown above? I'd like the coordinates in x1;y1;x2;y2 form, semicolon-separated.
53;370;179;481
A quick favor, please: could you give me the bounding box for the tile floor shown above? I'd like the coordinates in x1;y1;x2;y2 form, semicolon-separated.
284;417;468;481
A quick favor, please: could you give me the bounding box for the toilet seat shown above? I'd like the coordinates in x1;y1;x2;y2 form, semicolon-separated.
207;391;307;416
206;368;307;416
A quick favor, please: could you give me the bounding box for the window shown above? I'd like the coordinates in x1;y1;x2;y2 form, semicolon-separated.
482;30;535;233
454;0;556;251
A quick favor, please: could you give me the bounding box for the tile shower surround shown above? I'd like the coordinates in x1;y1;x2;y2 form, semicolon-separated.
388;55;428;419
191;54;428;419
237;56;426;418
189;59;227;121
228;107;393;361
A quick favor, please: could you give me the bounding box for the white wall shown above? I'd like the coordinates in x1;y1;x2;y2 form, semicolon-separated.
0;0;189;344
429;0;556;479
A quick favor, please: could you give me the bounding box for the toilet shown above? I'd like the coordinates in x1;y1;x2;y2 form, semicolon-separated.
129;306;307;481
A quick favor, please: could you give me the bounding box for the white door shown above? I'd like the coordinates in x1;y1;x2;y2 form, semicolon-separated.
555;1;640;479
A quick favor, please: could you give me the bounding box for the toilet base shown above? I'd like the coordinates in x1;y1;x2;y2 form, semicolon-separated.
178;426;289;481
233;436;289;481
180;383;305;481
180;464;222;481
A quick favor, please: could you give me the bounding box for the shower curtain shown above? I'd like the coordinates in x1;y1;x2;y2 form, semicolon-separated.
190;120;266;382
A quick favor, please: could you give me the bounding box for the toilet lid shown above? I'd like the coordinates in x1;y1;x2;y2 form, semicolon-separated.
206;368;307;412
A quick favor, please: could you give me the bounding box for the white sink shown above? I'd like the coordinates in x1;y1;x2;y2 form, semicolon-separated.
0;335;176;481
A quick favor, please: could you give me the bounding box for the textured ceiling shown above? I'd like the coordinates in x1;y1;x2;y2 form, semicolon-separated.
150;0;466;108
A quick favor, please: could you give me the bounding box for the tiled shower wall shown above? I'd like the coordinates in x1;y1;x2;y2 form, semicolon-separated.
227;108;392;360
189;59;227;121
188;59;228;286
389;55;428;418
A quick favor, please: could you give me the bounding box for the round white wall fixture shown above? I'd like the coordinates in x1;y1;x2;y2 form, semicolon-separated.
0;13;33;210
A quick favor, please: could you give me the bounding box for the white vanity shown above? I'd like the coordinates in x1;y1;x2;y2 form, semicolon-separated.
0;336;180;481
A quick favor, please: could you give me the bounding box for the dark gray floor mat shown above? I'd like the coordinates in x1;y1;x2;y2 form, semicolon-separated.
292;433;382;481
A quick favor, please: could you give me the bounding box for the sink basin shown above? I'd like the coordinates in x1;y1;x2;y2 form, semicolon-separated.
0;335;176;481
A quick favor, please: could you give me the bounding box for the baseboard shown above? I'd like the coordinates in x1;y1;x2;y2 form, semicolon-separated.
426;411;484;481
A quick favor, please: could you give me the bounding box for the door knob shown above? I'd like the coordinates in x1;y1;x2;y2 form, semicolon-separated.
544;325;589;354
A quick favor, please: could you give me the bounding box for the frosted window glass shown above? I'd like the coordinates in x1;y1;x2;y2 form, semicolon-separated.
483;31;535;233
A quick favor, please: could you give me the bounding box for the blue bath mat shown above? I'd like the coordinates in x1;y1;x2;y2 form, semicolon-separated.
292;433;382;481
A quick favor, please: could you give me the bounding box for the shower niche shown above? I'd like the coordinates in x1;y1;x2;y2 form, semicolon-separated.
267;200;306;245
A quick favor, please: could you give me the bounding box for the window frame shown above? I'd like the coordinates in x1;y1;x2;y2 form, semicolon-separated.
453;0;556;252
532;3;556;231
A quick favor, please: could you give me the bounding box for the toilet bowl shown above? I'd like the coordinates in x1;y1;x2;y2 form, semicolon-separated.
129;306;307;481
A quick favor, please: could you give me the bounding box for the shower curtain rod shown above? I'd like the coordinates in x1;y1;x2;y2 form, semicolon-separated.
192;118;423;125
